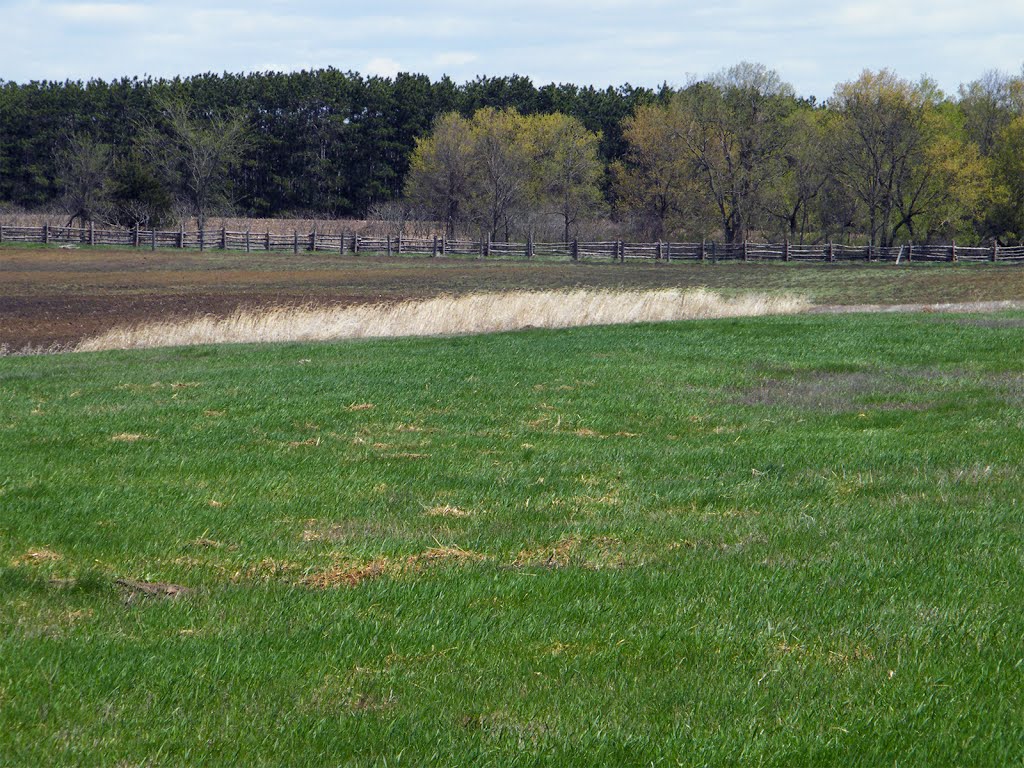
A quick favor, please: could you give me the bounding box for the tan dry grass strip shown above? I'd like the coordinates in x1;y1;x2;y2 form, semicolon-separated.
76;288;809;352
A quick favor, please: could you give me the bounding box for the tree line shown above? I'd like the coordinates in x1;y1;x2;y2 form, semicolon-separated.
2;64;1024;245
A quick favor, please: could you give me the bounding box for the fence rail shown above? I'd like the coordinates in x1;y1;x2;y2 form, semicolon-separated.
3;222;1024;264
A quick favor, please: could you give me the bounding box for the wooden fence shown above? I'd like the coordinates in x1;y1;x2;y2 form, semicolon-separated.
3;222;1024;264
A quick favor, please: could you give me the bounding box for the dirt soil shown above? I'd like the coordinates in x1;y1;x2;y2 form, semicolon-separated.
4;246;1024;351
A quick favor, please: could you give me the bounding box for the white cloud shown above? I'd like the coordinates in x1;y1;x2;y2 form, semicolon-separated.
2;0;1023;96
433;51;478;68
49;2;151;23
365;57;401;78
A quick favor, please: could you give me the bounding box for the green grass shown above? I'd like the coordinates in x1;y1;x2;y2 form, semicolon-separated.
2;313;1023;765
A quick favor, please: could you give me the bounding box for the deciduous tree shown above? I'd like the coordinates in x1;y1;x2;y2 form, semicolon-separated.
55;133;112;227
141;99;247;229
405;112;474;238
829;70;930;247
527;113;604;241
612;103;706;240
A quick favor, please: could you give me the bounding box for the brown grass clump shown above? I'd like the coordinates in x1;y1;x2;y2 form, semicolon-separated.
406;546;485;569
298;559;390;589
115;578;190;601
511;537;582;569
511;536;629;570
76;288;810;352
110;433;149;442
299;545;486;588
424;505;474;519
10;548;63;566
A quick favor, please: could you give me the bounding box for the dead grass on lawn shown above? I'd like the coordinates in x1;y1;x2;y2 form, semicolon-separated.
76;288;810;352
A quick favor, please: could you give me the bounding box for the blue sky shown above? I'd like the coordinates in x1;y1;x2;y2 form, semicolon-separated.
2;0;1023;100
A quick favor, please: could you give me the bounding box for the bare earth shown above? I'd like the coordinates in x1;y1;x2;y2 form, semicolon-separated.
4;246;1024;351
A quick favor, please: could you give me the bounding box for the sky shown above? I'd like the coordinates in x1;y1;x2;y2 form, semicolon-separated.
2;0;1023;101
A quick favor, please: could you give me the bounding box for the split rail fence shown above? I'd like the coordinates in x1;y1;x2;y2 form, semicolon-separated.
3;223;1024;264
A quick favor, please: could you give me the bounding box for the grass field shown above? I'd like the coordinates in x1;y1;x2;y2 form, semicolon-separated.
6;244;1024;350
2;310;1024;764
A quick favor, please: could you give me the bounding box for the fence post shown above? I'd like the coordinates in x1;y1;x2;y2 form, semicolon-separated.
151;229;156;251
827;240;834;263
89;221;95;247
571;238;579;261
1;222;5;243
42;223;49;245
354;235;360;254
992;243;998;262
220;227;227;250
525;233;531;260
664;241;671;262
245;230;251;253
440;235;445;255
397;233;402;254
432;235;438;257
907;243;913;263
866;244;872;262
310;229;317;252
742;239;748;261
951;240;957;262
700;239;706;262
656;240;663;261
199;229;205;252
783;238;790;262
342;231;347;256
293;230;298;255
177;224;184;249
265;231;270;251
387;235;392;257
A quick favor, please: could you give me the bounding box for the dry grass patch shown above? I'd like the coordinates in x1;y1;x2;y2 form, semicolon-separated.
423;505;474;519
10;548;63;566
234;557;303;583
299;546;486;589
286;437;322;448
299;558;390;589
110;433;150;443
76;288;810;352
188;537;225;549
406;546;485;568
114;578;190;601
510;536;627;570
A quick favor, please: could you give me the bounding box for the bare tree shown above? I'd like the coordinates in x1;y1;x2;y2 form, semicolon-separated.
958;70;1024;156
141;100;247;230
55;133;112;228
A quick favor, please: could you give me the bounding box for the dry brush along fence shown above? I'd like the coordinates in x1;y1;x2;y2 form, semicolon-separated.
3;222;1024;264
